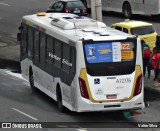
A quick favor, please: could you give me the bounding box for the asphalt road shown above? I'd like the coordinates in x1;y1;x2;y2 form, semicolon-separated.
0;0;160;131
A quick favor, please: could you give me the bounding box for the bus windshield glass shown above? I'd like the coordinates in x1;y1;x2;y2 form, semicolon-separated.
131;26;155;35
83;40;137;76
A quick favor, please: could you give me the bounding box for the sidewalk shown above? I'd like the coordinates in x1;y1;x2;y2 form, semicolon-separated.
144;71;160;93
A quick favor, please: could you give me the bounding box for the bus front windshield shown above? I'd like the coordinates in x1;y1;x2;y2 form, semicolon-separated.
83;39;137;76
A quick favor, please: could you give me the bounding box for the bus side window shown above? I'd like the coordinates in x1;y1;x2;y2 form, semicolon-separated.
21;24;28;58
54;39;62;68
46;36;54;64
62;43;70;73
34;30;40;63
40;33;46;66
71;47;76;74
27;27;34;58
123;28;129;33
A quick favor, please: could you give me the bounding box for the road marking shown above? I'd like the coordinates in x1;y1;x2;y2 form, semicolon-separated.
12;108;38;121
0;3;10;6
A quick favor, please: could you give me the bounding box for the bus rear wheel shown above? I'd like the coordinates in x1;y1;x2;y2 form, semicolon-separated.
123;2;132;19
29;68;36;92
56;87;65;112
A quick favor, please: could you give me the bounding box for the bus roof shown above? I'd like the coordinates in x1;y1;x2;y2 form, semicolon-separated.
22;13;134;42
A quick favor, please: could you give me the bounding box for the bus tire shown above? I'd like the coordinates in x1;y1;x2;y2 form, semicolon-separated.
123;2;132;19
29;67;36;92
56;86;65;112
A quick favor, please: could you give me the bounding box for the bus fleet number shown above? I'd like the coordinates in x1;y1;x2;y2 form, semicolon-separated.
116;78;131;83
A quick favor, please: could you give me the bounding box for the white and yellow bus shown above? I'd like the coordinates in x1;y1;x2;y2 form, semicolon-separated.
86;0;160;18
18;13;144;112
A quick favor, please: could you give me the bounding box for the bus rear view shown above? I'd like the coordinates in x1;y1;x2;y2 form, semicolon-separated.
77;37;144;112
18;13;144;112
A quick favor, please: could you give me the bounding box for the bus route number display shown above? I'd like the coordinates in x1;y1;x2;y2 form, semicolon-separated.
121;43;130;50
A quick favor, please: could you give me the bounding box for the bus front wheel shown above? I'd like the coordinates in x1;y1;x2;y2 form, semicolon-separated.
123;2;132;19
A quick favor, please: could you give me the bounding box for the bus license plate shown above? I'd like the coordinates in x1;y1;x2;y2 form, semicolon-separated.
106;94;117;99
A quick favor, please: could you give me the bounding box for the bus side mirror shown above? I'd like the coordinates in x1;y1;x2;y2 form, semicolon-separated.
17;33;21;41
